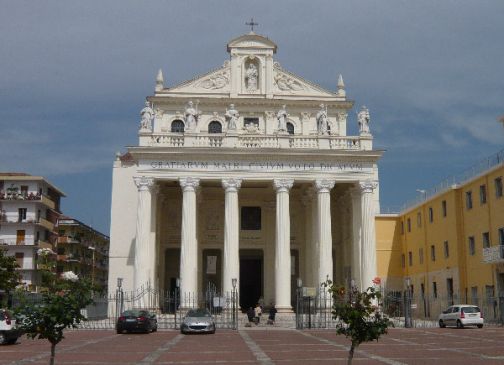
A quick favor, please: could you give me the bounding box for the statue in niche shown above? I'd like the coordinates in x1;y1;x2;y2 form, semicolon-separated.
245;63;258;91
225;104;240;131
316;104;329;135
184;100;200;130
139;101;154;130
277;105;288;132
358;106;371;135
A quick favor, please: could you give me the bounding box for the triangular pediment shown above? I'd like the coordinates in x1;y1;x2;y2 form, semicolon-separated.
227;32;277;53
272;65;337;97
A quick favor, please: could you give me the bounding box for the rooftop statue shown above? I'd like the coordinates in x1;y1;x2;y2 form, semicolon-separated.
245;63;258;92
184;101;200;131
277;105;288;132
316;104;329;135
358;106;371;135
139;101;154;131
225;104;240;131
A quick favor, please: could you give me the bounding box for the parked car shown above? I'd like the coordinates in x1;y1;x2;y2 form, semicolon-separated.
0;309;21;345
180;308;216;334
116;310;158;334
438;305;483;328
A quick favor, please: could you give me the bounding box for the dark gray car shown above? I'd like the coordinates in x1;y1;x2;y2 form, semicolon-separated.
180;308;216;334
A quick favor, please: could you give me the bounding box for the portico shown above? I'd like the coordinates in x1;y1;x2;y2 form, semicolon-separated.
108;32;383;313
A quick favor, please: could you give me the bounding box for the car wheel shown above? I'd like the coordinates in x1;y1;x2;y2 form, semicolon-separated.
7;338;18;345
477;324;483;328
152;325;158;333
456;320;464;329
439;320;446;328
0;332;6;345
116;329;122;334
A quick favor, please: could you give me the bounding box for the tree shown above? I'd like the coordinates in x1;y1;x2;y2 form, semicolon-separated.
323;278;392;365
0;248;21;307
15;249;94;365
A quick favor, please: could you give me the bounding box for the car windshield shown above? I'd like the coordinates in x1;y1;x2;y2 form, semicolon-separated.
186;309;211;317
122;310;148;317
462;306;480;313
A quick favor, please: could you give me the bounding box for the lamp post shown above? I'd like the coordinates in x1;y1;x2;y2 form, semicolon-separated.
116;277;123;317
232;278;237;330
405;277;412;328
174;278;180;328
296;278;303;329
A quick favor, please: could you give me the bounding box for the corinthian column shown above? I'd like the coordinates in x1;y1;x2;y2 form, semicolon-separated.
350;188;362;289
179;177;200;307
273;178;294;312
359;180;378;288
315;179;335;285
133;176;155;293
222;178;241;294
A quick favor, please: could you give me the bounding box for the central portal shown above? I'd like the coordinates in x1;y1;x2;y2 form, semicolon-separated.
239;249;263;311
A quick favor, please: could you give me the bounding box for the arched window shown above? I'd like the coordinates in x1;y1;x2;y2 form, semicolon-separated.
208;121;222;134
286;122;295;135
171;119;185;133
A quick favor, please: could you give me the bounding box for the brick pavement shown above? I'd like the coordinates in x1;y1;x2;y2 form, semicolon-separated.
1;327;504;364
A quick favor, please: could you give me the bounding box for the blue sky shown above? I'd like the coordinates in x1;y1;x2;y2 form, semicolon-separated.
1;0;503;235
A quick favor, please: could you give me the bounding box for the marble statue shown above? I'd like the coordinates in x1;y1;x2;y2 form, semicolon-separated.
316;104;328;135
277;105;288;132
358;106;371;134
139;101;154;130
245;63;258;91
184;101;200;130
225;104;239;130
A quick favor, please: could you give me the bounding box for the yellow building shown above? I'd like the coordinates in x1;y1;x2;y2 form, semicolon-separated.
376;149;504;321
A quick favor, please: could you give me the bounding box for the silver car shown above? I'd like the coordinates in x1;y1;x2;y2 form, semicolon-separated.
180;308;216;334
438;304;484;328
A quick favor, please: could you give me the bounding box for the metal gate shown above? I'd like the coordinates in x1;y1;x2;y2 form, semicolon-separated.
295;287;336;329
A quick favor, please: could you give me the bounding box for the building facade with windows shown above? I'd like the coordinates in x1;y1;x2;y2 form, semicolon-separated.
108;32;382;311
375;149;504;320
0;173;64;291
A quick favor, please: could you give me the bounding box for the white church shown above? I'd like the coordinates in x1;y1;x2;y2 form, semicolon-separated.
108;32;382;312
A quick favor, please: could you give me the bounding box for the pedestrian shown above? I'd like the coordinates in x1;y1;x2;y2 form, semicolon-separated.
246;307;255;327
254;303;262;325
268;304;277;325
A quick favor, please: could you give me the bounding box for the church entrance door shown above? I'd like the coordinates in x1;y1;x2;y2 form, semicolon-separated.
239;249;263;311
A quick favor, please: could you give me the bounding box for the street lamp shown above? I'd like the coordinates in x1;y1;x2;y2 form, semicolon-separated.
231;278;237;330
405;277;412;328
116;277;124;317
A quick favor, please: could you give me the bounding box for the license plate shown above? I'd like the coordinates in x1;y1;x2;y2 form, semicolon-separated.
126;319;136;322
469;314;477;317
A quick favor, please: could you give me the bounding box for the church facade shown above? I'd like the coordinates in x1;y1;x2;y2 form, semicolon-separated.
108;32;383;312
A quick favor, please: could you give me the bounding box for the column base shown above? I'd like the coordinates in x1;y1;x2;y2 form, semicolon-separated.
275;306;294;314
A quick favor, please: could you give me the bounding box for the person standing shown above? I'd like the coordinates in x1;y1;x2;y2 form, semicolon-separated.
254;303;262;325
268;304;277;325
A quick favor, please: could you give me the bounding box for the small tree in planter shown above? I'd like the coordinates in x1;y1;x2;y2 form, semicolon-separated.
323;277;392;365
16;249;94;365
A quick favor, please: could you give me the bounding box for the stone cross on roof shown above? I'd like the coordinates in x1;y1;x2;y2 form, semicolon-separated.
246;18;258;32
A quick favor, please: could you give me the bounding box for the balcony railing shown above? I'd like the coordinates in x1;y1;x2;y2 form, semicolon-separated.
145;133;372;150
483;246;504;263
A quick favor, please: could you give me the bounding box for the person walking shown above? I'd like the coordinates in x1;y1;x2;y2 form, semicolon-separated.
268;304;277;325
254;303;262;325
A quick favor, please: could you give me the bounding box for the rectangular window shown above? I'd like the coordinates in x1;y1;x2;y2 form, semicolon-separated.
240;207;261;230
15;252;24;268
408;251;413;266
466;191;473;209
499;228;504;245
18;208;27;222
16;230;25;245
421;283;425;298
431;245;436;261
442;200;447;217
444;241;449;258
417;212;422;228
482;232;490;248
471;286;478;305
468;236;475;256
20;185;28;197
401;254;405;268
495;177;503;198
243;117;259;127
428;207;433;223
419;248;424;264
485;285;494;301
407;218;411;232
480;184;487;204
433;281;438;298
401;221;404;235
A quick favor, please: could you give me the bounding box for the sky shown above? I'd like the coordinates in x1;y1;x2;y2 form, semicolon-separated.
1;0;503;235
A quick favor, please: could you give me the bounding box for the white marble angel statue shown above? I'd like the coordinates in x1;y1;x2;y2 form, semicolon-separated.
277;105;288;132
184;100;200;130
139;101;154;130
225;104;240;130
358;106;371;135
316;104;328;135
245;63;258;91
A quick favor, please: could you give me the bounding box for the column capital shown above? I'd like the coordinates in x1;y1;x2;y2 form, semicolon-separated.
358;180;378;194
133;176;155;192
273;179;294;193
314;179;335;193
179;177;200;192
222;178;242;192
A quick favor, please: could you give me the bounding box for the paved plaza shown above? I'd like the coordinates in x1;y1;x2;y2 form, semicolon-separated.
2;327;504;365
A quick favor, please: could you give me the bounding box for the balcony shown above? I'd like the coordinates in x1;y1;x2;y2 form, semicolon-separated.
482;246;504;263
36;217;55;231
58;236;80;244
0;217;54;231
143;132;372;150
